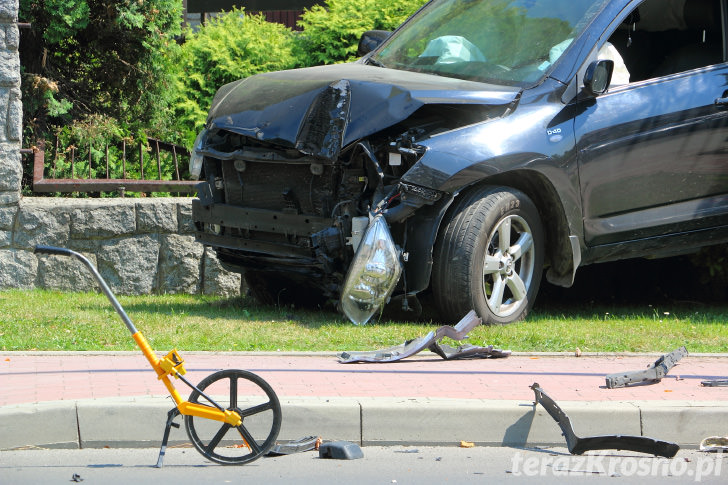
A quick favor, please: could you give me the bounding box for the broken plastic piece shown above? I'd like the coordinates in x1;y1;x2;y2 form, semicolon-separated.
266;436;321;456
318;441;364;460
701;379;728;387
605;346;688;389
530;382;679;458
428;342;511;360
338;310;510;363
699;436;728;452
339;332;435;363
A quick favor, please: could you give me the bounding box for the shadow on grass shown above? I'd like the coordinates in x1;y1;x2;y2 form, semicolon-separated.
534;255;728;322
112;292;438;328
106;295;343;327
69;254;728;327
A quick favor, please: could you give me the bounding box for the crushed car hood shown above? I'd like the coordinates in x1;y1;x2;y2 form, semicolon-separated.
207;63;521;160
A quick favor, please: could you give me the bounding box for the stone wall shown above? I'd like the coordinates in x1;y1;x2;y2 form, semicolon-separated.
0;0;22;206
0;0;238;297
0;198;241;296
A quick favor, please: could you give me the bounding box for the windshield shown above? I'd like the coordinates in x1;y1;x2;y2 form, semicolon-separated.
372;0;608;86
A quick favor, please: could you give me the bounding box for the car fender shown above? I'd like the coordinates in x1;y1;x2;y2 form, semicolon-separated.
401;150;583;292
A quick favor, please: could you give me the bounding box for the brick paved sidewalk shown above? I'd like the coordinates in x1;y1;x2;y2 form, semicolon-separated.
2;352;727;406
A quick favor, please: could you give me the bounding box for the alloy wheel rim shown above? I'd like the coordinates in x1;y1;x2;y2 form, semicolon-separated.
481;214;536;318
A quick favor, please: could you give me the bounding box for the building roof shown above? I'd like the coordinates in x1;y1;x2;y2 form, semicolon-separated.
186;0;321;13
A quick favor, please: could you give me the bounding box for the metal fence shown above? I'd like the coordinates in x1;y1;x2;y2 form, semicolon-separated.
23;137;197;195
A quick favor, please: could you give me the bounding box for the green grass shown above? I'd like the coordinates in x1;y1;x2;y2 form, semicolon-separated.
1;289;727;353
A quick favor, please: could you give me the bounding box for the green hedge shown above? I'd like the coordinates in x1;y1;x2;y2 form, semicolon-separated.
20;0;183;142
172;0;427;144
295;0;426;66
172;10;300;145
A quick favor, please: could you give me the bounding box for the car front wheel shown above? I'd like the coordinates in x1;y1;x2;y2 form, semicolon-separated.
432;186;544;324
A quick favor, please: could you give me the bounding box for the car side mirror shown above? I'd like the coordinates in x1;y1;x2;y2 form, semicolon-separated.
358;30;391;57
583;59;614;96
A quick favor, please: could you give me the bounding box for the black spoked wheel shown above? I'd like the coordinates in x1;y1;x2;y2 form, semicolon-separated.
184;369;282;465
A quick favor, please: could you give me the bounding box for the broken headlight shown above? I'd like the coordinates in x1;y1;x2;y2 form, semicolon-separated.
189;129;207;180
340;215;402;325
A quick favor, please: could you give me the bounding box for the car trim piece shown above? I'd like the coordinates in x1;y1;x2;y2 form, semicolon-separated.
195;232;316;259
338;310;510;363
605;347;688;389
701;379;728;387
192;200;332;234
530;382;680;458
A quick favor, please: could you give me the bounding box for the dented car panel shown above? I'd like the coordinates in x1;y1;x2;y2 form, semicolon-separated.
192;0;728;325
206;64;521;158
401;79;577;193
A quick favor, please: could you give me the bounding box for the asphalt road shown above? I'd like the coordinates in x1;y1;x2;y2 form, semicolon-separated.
1;446;726;484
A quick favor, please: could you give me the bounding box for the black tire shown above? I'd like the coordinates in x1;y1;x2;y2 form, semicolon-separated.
432;186;544;324
184;369;282;465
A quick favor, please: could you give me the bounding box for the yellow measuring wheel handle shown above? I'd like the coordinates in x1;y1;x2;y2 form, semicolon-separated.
133;331;163;373
131;331;242;426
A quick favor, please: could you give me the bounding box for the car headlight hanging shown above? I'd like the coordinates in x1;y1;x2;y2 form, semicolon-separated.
340;214;402;325
189;129;207;179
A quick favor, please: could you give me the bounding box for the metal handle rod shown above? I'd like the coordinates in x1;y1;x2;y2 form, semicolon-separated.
176;372;225;412
34;245;138;335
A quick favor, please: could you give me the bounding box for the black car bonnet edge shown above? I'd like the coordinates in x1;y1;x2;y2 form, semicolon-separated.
206;63;521;160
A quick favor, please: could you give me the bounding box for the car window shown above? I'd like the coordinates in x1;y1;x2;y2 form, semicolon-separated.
372;0;610;87
605;0;724;85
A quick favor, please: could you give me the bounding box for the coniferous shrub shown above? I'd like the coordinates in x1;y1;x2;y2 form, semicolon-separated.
295;0;426;66
172;9;299;145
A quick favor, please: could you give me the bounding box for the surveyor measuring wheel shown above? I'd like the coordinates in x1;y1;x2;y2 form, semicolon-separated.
34;246;282;466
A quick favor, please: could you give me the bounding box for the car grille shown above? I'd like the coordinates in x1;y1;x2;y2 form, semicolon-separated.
221;161;335;217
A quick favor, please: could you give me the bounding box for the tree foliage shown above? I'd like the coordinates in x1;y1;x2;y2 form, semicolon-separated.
171;0;427;144
19;0;428;161
20;0;183;145
295;0;426;65
172;9;298;145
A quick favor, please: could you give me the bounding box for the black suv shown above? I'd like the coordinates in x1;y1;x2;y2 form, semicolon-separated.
191;0;728;324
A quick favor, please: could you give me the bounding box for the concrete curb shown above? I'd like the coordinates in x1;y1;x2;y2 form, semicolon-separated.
2;397;727;451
